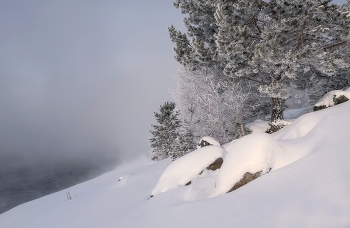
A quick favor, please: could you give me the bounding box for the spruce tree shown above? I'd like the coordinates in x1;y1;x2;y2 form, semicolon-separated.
149;102;185;161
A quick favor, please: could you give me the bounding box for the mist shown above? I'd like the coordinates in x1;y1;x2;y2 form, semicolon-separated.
0;0;185;170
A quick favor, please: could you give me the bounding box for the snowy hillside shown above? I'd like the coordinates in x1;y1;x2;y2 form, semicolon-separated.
1;102;350;227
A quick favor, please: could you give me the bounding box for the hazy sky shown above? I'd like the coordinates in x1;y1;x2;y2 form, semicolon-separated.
0;0;346;168
0;0;184;168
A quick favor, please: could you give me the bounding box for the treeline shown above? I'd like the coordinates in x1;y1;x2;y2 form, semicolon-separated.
150;0;350;161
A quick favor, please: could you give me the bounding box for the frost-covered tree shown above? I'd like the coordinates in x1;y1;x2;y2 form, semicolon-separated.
173;67;268;144
170;0;350;133
169;1;269;140
149;102;181;161
149;102;194;161
169;0;222;71
214;0;350;132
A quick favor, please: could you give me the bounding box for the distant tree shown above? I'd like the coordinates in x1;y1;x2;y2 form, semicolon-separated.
149;102;193;161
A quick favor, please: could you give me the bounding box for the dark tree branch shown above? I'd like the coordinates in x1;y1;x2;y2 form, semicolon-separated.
293;11;308;54
253;16;262;35
323;40;348;50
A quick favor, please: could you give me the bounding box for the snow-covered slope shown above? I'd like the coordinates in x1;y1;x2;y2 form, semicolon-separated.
1;102;350;227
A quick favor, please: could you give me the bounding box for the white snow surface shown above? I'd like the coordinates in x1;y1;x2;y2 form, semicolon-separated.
151;145;225;196
1;102;350;227
315;89;350;107
210;133;281;197
283;106;312;119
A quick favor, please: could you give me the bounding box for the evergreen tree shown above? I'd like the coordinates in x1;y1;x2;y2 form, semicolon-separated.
149;102;193;161
169;1;268;139
214;0;350;132
170;0;350;133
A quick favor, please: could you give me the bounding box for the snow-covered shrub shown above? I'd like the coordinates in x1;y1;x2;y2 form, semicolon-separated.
313;89;350;111
334;95;349;106
151;145;226;197
197;136;220;149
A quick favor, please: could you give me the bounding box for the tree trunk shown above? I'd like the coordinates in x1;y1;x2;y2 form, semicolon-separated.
239;106;245;137
267;97;284;134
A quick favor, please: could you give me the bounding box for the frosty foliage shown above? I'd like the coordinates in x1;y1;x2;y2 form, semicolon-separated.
149;102;195;161
170;0;350;132
173;67;267;144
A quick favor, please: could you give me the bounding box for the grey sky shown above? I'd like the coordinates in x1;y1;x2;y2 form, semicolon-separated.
0;0;346;168
0;0;184;167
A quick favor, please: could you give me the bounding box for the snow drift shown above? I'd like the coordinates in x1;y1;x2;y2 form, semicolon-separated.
151;145;225;196
1;102;350;227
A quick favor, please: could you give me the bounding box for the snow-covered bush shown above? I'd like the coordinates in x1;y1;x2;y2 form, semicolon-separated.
197;136;220;149
151;145;226;197
314;89;350;111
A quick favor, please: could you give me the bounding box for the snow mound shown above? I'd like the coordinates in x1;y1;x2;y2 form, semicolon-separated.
210;133;282;197
315;89;350;108
151;145;225;196
197;136;220;148
283;106;312;119
246;119;270;133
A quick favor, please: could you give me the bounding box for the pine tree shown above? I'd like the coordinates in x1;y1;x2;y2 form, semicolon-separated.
169;1;268;140
170;0;350;134
149;102;186;161
214;0;350;132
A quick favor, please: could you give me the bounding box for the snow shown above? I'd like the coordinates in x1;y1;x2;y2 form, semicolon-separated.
283;106;312;119
246;119;270;133
197;136;220;148
151;145;225;196
314;89;350;108
210;133;280;197
1;102;350;227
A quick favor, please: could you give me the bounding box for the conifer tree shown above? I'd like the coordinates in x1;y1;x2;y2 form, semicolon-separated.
149;102;193;161
170;0;350;133
215;0;350;132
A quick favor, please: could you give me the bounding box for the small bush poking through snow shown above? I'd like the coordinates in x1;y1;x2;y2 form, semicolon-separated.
334;95;349;105
64;191;76;202
314;89;350;111
197;136;220;149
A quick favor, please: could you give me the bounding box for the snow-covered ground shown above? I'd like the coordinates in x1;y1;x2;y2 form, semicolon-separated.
1;102;350;227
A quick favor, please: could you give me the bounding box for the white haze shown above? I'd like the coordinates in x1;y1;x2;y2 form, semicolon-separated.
0;0;184;169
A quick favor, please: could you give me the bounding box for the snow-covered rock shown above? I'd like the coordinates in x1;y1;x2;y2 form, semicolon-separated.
197;136;220;149
210;133;282;197
314;89;350;110
151;145;226;197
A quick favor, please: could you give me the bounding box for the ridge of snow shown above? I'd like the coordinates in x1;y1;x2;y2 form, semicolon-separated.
210;133;280;197
151;145;225;196
2;102;350;227
314;89;350;107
